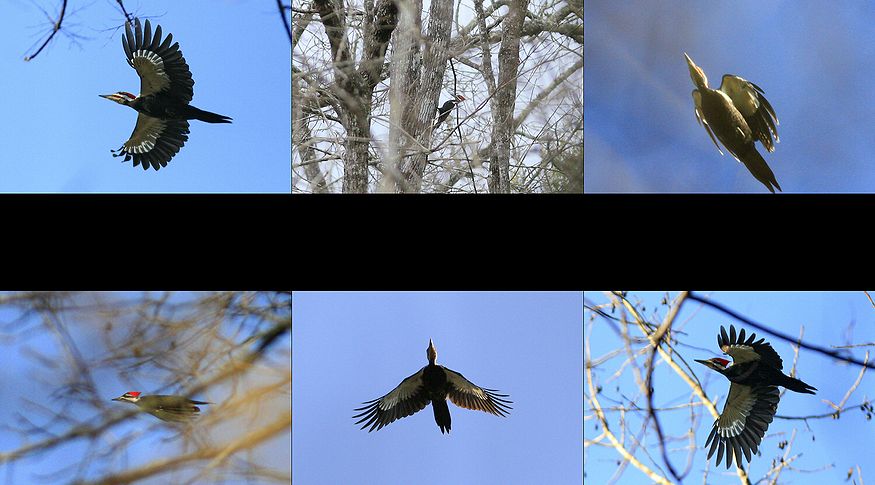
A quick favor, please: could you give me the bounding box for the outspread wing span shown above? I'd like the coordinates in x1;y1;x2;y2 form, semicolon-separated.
443;366;513;417
352;368;430;432
111;114;190;170
124;18;195;102
705;384;779;469
719;325;784;370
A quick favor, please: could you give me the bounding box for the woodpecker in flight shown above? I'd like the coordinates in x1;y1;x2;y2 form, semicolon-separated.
353;339;511;434
100;18;232;171
112;391;211;422
684;53;782;193
433;95;465;129
696;325;816;469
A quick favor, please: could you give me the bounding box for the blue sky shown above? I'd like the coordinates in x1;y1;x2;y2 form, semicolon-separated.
585;1;875;192
292;292;584;485
584;292;875;484
0;1;290;192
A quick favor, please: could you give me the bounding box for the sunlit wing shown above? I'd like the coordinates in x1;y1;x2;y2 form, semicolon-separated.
443;366;513;417
352;367;430;432
720;75;779;152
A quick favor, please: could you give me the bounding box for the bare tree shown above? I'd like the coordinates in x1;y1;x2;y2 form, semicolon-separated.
293;0;582;193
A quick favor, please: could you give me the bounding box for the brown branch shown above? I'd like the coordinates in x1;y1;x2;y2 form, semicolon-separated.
613;292;750;484
644;295;687;482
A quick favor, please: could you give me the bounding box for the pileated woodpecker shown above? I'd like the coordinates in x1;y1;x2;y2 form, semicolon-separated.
100;19;232;171
433;95;465;129
696;325;816;469
684;53;781;192
112;391;211;422
353;339;511;434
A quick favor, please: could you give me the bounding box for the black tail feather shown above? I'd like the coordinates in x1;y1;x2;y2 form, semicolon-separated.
783;374;816;394
185;105;233;123
740;147;781;193
432;398;451;434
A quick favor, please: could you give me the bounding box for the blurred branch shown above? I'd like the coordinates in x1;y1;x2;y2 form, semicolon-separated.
23;0;68;61
278;0;292;43
0;292;290;484
76;412;290;485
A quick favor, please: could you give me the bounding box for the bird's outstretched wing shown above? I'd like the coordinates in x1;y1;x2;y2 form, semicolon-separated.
123;18;195;102
112;114;189;170
719;325;784;370
353;367;430;432
443;366;513;417
705;384;779;469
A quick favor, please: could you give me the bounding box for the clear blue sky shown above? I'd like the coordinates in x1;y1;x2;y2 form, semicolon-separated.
292;292;584;485
585;1;875;192
585;291;875;484
0;1;290;192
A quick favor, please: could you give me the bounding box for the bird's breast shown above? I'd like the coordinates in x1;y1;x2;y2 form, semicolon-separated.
700;89;753;146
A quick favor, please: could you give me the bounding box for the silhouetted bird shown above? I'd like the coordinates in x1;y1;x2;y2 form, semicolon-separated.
353;339;511;433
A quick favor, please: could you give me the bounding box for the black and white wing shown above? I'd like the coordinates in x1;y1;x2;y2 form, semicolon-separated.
443;366;513;417
705;383;779;469
123;18;194;101
353;367;430;432
719;325;784;370
111;115;189;170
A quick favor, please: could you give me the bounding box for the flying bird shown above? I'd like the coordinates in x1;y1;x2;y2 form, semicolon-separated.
684;53;782;192
100;18;232;170
353;339;512;433
696;325;816;469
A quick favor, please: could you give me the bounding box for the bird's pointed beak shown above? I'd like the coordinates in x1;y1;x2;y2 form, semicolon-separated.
684;53;708;89
684;53;698;73
694;359;708;365
427;338;437;363
99;94;110;99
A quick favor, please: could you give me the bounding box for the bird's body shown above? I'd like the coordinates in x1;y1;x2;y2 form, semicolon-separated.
696;325;815;469
100;19;231;171
353;339;511;434
122;93;232;124
684;53;781;192
433;95;465;129
112;391;211;422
